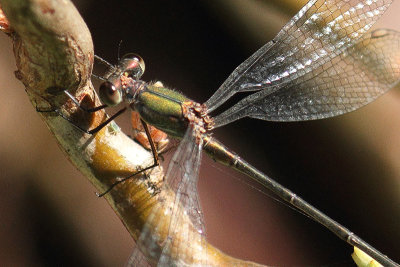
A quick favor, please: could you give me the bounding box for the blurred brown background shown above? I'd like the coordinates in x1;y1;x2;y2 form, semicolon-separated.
1;0;399;266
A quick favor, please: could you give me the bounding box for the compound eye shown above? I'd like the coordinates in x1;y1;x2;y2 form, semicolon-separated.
99;81;122;106
120;53;145;78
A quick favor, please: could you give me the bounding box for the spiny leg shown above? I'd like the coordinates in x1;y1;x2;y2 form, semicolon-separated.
96;119;161;197
91;73;107;82
92;54;115;82
85;107;127;134
37;90;125;134
94;54;115;69
63;90;107;113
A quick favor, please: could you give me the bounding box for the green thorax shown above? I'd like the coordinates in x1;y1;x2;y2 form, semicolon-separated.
131;83;189;138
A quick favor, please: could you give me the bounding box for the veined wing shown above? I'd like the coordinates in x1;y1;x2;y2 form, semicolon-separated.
127;248;151;267
128;124;207;266
213;29;400;126
205;0;393;113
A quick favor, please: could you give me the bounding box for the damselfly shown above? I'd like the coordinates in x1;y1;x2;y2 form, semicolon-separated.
54;0;400;266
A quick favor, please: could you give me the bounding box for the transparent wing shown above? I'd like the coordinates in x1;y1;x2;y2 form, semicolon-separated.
205;0;393;112
213;29;400;126
126;248;151;267
159;125;207;266
129;124;207;266
162;125;205;237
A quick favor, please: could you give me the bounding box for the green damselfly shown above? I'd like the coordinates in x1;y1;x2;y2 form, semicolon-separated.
53;0;400;266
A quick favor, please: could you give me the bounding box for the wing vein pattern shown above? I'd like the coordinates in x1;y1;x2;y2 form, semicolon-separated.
129;124;207;266
206;0;394;119
214;29;400;125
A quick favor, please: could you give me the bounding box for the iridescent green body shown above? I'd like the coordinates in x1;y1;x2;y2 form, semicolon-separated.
131;83;189;138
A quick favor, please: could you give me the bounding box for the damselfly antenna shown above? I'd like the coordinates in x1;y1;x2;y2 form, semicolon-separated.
117;39;123;62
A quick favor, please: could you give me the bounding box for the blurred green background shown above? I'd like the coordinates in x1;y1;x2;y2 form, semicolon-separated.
0;0;399;266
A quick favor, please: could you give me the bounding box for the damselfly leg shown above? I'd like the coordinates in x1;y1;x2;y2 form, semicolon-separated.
96;118;161;197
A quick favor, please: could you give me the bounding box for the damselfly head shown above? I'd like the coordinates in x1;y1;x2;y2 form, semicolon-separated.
99;80;123;106
118;53;145;79
98;54;145;107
